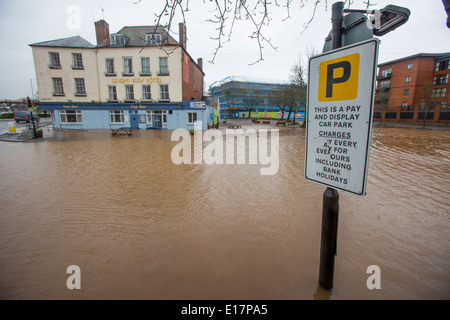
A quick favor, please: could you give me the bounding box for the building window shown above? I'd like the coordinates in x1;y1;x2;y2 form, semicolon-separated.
123;57;133;75
49;52;61;68
433;74;449;85
147;110;168;123
109;110;124;123
431;87;446;98
60;110;82;123
74;78;86;96
405;76;411;83
110;34;127;46
52;77;64;96
159;57;169;75
401;102;408;110
160;84;169;101
187;112;198;124
403;89;409;95
142;85;152;100
435;60;450;71
108;85;117;101
407;63;413;70
379;91;389;100
146;33;162;45
105;58;115;75
380;68;392;77
72;53;83;69
379;80;390;89
125;85;134;101
141;57;151;75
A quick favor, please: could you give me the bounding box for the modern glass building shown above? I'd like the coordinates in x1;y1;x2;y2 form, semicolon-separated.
208;76;305;120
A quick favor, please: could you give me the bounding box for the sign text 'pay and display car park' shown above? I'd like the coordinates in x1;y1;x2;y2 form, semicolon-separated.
305;39;379;196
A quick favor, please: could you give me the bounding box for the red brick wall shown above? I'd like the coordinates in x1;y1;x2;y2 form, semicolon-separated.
375;55;450;123
94;20;109;45
181;50;204;101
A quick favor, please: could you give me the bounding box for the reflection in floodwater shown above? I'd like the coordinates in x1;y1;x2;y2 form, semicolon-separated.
0;124;449;299
313;285;332;300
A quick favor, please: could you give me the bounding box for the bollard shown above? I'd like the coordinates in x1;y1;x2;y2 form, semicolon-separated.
318;187;339;290
8;122;16;134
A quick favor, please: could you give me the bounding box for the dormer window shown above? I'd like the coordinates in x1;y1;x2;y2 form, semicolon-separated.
110;34;128;46
146;33;162;45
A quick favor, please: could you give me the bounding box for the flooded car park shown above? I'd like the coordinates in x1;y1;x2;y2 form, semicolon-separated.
0;123;448;299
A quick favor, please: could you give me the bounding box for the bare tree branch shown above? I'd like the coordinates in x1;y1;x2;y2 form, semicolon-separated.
135;0;372;65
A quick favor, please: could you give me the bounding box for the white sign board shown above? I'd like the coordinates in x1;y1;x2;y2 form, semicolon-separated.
305;39;379;196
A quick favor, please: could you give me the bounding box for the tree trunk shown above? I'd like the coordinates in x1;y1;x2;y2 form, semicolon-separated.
422;108;428;129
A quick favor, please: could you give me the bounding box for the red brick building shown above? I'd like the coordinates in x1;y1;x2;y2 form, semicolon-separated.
374;53;450;123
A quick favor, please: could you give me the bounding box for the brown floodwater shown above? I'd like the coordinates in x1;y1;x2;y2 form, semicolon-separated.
0;122;449;299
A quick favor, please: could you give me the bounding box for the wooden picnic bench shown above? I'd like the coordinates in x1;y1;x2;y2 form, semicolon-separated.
262;120;271;124
111;127;132;136
228;124;241;129
276;121;286;127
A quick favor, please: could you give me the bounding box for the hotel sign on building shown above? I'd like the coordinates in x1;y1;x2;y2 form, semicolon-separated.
111;77;163;84
29;20;209;130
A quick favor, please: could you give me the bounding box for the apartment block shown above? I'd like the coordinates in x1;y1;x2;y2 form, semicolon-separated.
375;53;450;123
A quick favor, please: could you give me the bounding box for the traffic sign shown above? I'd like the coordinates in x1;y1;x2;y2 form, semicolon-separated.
305;38;379;196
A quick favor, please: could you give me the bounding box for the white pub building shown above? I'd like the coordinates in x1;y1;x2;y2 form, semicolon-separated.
29;20;213;130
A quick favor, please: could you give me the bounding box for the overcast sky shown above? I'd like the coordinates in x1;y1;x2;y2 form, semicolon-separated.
0;0;449;100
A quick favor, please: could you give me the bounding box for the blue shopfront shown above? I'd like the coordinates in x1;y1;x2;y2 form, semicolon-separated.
41;101;213;131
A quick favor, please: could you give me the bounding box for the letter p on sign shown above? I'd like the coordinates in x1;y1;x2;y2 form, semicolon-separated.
318;53;360;101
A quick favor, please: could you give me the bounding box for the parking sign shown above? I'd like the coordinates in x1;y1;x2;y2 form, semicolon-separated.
305;39;379;196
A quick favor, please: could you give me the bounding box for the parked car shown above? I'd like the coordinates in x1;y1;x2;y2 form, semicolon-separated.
14;110;39;123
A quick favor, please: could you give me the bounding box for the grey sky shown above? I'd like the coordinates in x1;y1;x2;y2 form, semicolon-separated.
0;0;449;100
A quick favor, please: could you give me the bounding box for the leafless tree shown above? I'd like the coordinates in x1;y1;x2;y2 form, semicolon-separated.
134;0;374;65
376;87;390;125
419;80;435;129
222;86;241;117
289;51;313;126
241;88;263;118
272;90;289;120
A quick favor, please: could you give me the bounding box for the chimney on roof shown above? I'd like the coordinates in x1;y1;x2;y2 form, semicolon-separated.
179;22;187;50
95;20;110;45
197;58;203;70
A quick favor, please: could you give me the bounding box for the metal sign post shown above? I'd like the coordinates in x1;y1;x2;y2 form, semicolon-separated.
305;1;380;290
320;1;342;290
305;0;409;292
